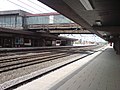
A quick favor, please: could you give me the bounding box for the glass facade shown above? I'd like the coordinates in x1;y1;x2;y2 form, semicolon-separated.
53;15;74;24
27;16;49;24
0;14;74;29
26;15;74;25
0;15;23;28
17;16;23;27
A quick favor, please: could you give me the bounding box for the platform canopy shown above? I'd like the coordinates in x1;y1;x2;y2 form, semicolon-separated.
38;0;120;41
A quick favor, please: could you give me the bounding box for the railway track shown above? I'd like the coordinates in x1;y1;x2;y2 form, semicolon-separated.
0;48;70;57
0;45;105;90
0;47;84;73
0;53;72;73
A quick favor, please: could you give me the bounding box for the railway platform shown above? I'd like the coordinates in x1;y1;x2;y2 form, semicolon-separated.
15;45;120;90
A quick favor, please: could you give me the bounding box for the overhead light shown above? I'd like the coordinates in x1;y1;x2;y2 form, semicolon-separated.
110;36;113;39
80;0;93;10
95;20;102;26
103;33;107;36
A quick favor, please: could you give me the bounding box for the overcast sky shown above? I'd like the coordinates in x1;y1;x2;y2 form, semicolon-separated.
60;34;106;42
0;0;56;13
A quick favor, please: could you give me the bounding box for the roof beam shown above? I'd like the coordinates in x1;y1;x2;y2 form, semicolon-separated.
38;0;102;37
93;26;120;33
49;30;92;34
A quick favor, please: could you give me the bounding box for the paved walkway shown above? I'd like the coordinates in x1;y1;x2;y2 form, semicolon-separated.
16;46;120;90
56;47;120;90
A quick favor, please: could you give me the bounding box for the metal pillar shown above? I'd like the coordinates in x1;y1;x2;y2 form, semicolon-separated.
113;41;116;51
114;39;120;55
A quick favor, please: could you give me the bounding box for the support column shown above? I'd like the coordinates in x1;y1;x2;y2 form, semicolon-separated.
114;39;120;55
113;42;116;51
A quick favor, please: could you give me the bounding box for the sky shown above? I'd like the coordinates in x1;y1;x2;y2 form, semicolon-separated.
0;0;106;42
60;34;106;43
0;0;56;13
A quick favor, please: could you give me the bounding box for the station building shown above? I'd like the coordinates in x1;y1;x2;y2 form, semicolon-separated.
0;10;77;47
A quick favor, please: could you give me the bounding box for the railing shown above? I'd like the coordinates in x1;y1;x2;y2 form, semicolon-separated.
27;23;82;30
0;23;83;31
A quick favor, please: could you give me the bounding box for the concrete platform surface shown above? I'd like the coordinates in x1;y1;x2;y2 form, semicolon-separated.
15;46;120;90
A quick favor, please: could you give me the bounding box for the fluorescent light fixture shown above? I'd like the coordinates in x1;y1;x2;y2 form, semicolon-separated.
80;0;93;10
96;20;102;26
110;36;113;39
